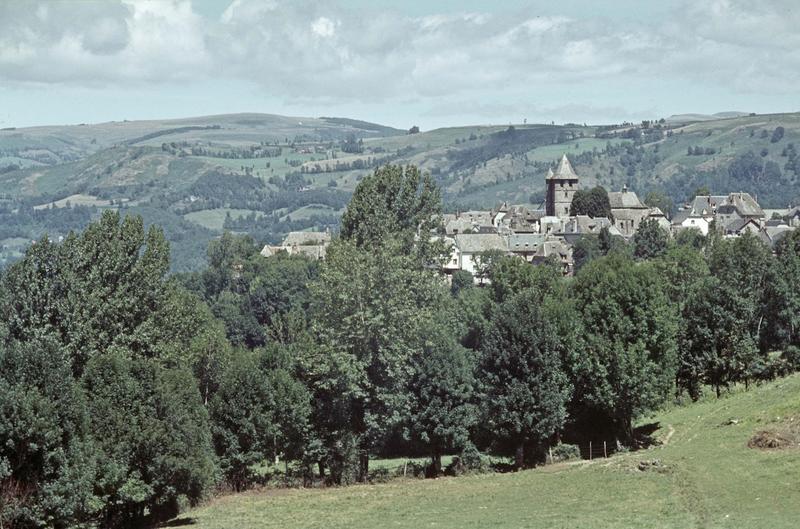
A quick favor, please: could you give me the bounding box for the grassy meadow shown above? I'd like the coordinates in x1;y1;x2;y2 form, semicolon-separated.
170;374;800;529
183;208;263;231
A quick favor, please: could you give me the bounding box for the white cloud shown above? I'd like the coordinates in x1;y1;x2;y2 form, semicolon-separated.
311;17;337;38
0;0;799;109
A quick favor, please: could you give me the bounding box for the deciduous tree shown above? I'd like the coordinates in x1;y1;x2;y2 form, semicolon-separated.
480;289;572;469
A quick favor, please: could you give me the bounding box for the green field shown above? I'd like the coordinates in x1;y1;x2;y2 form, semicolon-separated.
32;193;118;210
171;374;800;529
184;208;262;231
280;204;343;222
526;138;628;163
198;154;322;181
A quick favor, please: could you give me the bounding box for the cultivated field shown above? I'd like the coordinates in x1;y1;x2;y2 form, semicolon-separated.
183;208;263;231
169;374;800;529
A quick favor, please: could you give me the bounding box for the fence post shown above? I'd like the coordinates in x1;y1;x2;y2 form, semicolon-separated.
604;441;607;458
589;441;592;460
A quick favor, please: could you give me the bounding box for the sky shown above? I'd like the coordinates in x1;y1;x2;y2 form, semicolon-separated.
1;0;798;130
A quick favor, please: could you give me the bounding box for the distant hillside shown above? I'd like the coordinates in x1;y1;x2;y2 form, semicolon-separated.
666;111;751;123
0;113;404;166
2;111;800;270
380;113;800;213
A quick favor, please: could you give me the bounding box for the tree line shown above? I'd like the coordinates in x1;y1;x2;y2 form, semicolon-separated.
1;164;799;528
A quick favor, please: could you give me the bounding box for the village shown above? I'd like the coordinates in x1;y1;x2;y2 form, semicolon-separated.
260;154;800;277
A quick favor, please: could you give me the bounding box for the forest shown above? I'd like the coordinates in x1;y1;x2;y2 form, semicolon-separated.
1;164;800;529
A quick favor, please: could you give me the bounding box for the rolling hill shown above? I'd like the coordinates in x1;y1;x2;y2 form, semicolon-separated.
2;111;800;270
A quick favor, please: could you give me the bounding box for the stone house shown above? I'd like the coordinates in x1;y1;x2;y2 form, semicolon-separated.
452;232;508;277
608;185;649;237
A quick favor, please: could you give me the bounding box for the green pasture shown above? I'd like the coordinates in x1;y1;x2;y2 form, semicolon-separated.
173;374;800;529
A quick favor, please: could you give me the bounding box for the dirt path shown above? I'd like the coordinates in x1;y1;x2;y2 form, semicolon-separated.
663;424;675;445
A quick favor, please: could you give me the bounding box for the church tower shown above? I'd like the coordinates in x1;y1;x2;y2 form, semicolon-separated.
545;154;580;217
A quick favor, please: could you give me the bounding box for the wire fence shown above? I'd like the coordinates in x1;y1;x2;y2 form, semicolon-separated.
547;440;617;463
579;441;613;460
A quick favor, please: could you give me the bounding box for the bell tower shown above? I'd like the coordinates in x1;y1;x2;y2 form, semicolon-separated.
545;154;580;217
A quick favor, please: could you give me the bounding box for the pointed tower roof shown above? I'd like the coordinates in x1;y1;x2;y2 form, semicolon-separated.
552;154;578;179
545;167;554;180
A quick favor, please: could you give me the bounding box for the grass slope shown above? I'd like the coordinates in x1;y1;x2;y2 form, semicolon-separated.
173;374;800;529
183;208;263;232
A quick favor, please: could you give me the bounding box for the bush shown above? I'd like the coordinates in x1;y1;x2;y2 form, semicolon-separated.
450;270;474;296
368;467;392;484
445;443;491;476
391;461;427;479
548;443;581;463
782;346;800;371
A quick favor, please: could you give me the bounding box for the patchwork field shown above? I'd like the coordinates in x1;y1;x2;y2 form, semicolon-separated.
170;374;800;529
183;208;263;231
32;193;119;210
4;111;800;271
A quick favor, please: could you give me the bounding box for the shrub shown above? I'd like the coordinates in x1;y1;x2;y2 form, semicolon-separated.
548;443;581;463
392;461;427;479
368;467;392;484
445;442;491;476
782;346;800;371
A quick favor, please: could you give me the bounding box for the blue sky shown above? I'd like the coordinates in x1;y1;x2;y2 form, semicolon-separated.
1;0;798;130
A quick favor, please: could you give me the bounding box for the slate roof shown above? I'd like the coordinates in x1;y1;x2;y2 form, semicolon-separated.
525;208;547;221
611;209;645;221
508;233;546;252
445;218;475;235
291;245;327;259
458;210;494;226
606;225;625;237
725;217;759;234
561;215;613;234
671;209;691;225
687;194;763;219
282;231;331;246
727;192;764;218
535;238;572;259
689;195;728;217
608;189;646;209
454;233;508;253
548;154;579;180
764;225;796;246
